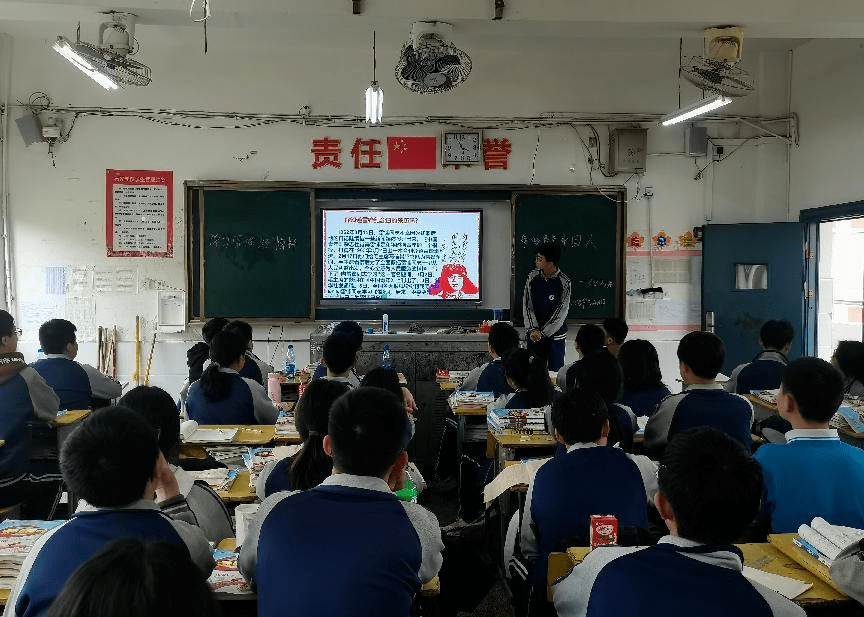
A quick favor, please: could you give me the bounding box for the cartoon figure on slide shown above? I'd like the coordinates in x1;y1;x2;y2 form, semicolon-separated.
427;263;479;299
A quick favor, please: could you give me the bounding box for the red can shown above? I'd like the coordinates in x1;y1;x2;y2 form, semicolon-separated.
590;514;618;550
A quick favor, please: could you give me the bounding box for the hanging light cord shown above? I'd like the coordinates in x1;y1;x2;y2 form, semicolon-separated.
372;31;377;84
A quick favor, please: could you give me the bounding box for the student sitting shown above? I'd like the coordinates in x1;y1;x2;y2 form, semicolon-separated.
502;348;555;411
0;310;60;517
256;379;350;497
311;320;363;386
558;324;606;391
754;357;864;533
515;390;656;608
186;330;278;425
178;317;228;410
572;350;637;453
461;322;521;397
602;317;628;357
6;407;215;617
31;319;122;410
45;538;222;617
318;331;360;387
617;339;671;418
224;320;273;385
832;340;864;397
239;387;444;617
553;427;805;617
119;385;234;544
725;319;794;394
644;331;753;453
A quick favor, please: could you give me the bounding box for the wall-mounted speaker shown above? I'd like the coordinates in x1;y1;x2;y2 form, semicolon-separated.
15;113;42;146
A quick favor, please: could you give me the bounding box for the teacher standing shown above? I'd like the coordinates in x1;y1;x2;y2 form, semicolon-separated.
523;242;571;372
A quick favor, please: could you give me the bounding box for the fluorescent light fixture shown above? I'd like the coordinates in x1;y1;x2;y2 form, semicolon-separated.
52;36;119;91
365;82;383;125
661;94;731;127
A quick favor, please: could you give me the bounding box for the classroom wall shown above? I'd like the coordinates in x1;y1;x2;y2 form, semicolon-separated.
0;23;797;396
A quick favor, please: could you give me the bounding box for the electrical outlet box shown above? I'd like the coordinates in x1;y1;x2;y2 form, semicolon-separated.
608;128;647;173
711;144;724;161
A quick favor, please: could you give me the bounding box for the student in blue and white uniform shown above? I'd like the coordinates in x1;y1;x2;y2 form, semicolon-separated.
461;322;520;397
571;349;637;453
725;319;793;395
617;339;671;418
523;241;571;372
501;348;554;411
553;427;805;617
224;320;273;386
311;320;363;384
558;323;605;392
239;387;443;617
755;357;864;533
317;331;360;388
601;317;628;357
186;330;278;425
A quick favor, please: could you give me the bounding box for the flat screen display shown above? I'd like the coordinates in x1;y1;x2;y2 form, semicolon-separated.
320;209;482;303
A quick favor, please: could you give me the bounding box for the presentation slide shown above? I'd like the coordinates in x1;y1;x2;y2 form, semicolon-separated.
321;209;482;302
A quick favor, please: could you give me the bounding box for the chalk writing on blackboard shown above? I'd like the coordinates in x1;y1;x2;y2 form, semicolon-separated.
519;233;598;249
574;278;614;289
207;233;297;251
573;297;607;310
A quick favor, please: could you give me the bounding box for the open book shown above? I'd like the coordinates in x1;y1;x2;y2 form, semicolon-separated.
180;420;238;444
795;517;864;566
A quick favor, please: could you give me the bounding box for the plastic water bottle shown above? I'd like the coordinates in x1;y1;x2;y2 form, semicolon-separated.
382;313;389;334
37;348;45;360
381;344;394;370
284;344;296;379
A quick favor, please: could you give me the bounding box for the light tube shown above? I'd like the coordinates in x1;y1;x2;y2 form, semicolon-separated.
661;94;732;126
53;37;119;91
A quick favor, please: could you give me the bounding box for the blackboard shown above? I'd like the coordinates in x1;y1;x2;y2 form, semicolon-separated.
187;188;312;319
513;192;624;323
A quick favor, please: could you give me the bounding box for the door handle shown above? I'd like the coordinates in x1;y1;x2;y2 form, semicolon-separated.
705;311;715;333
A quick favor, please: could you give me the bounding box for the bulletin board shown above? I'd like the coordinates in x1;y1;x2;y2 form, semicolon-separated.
106;169;173;257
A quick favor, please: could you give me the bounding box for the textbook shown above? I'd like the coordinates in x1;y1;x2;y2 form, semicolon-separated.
180;420;238;444
450;391;496;407
275;408;299;438
487;407;547;433
0;520;64;590
208;549;252;596
830;404;864;435
187;468;239;492
749;388;780;406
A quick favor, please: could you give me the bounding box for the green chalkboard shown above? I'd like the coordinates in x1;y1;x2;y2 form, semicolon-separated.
514;192;624;323
188;188;312;319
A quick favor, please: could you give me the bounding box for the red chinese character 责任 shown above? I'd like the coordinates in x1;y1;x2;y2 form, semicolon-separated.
484;138;512;170
311;138;343;169
350;138;382;169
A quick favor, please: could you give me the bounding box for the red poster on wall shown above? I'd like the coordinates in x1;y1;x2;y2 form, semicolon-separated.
106;169;173;257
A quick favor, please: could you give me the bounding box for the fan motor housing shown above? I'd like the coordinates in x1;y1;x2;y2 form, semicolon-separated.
608;128;648;173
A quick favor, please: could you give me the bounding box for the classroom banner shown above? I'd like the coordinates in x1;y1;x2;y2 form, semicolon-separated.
106;169;174;257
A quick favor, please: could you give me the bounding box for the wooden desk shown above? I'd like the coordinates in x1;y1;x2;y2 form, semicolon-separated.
488;430;556;469
216;470;257;503
183;425;276;446
54;409;90;426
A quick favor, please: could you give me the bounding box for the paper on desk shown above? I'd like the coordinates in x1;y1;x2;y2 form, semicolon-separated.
483;458;550;506
184;428;238;443
742;566;812;599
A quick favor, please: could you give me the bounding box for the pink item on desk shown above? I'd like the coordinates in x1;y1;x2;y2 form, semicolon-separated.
268;372;286;403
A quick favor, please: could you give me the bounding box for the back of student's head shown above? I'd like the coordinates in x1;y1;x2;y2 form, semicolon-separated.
39;318;77;354
45;538;222;617
760;320;794;351
333;320;364;352
119;386;181;464
201;317;228;345
60;406;159;508
618;339;664;392
503;348;553;408
572;349;622;405
224;320;253;344
833;340;864;384
327;387;410;477
781;357;843;423
602;317;629;345
575;324;606;356
323;331;357;375
659;427;763;544
536;241;561;266
0;310;14;338
288;379;350;491
198;329;247;402
551;389;609;445
677;331;724;379
488;322;520;357
360;367;401;397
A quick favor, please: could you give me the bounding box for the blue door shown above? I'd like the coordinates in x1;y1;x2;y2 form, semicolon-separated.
702;222;806;375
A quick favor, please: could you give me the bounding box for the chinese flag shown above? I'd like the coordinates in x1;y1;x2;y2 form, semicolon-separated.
387;136;437;170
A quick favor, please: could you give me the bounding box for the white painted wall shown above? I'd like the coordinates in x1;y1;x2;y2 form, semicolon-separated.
0;25;796;396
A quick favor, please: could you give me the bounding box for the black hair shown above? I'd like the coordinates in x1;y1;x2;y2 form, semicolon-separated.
45;538;221;617
659;427;763;544
60;406;160;508
618;339;665;392
119;386;181;465
677;331;724;380
224;320;253;344
502;348;553;408
536;242;562;266
781;357;843;423
286;379;350;491
602;317;629;345
0;310;14;338
572;349;622;405
322;331;357;375
201;318;228;345
488;322;520;357
551;389;609;445
575;324;606;356
833;340;864;385
333;321;364;352
39;319;77;354
198;330;247;402
328;387;410;477
760;320;794;351
361;367;401;398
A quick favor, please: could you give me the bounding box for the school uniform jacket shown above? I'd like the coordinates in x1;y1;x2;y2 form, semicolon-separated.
553;536;805;617
724;350;788;394
523;268;572;341
30;355;122;410
754;428;864;533
186;367;278;425
239;474;444;617
6;499;215;617
644;383;754;451
238;350;273;385
461;359;514;398
520;443;656;583
619;385;672;418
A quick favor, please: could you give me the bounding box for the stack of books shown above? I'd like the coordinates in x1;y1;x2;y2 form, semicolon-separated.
450;391;496;408
208;548;253;596
794;517;864;566
0;520;64;591
205;446;247;467
487;407;548;433
275;408;298;438
830;404;864;435
242;447;276;488
436;369;470;388
750;389;780;406
187;468;239;492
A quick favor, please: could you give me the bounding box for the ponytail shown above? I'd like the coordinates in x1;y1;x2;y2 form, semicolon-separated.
504;348;553;408
288;433;332;491
199;330;246;402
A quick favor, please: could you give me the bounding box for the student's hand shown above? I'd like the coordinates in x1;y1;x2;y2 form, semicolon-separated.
386;463;408;492
529;329;542;342
153;452;181;502
401;387;417;417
